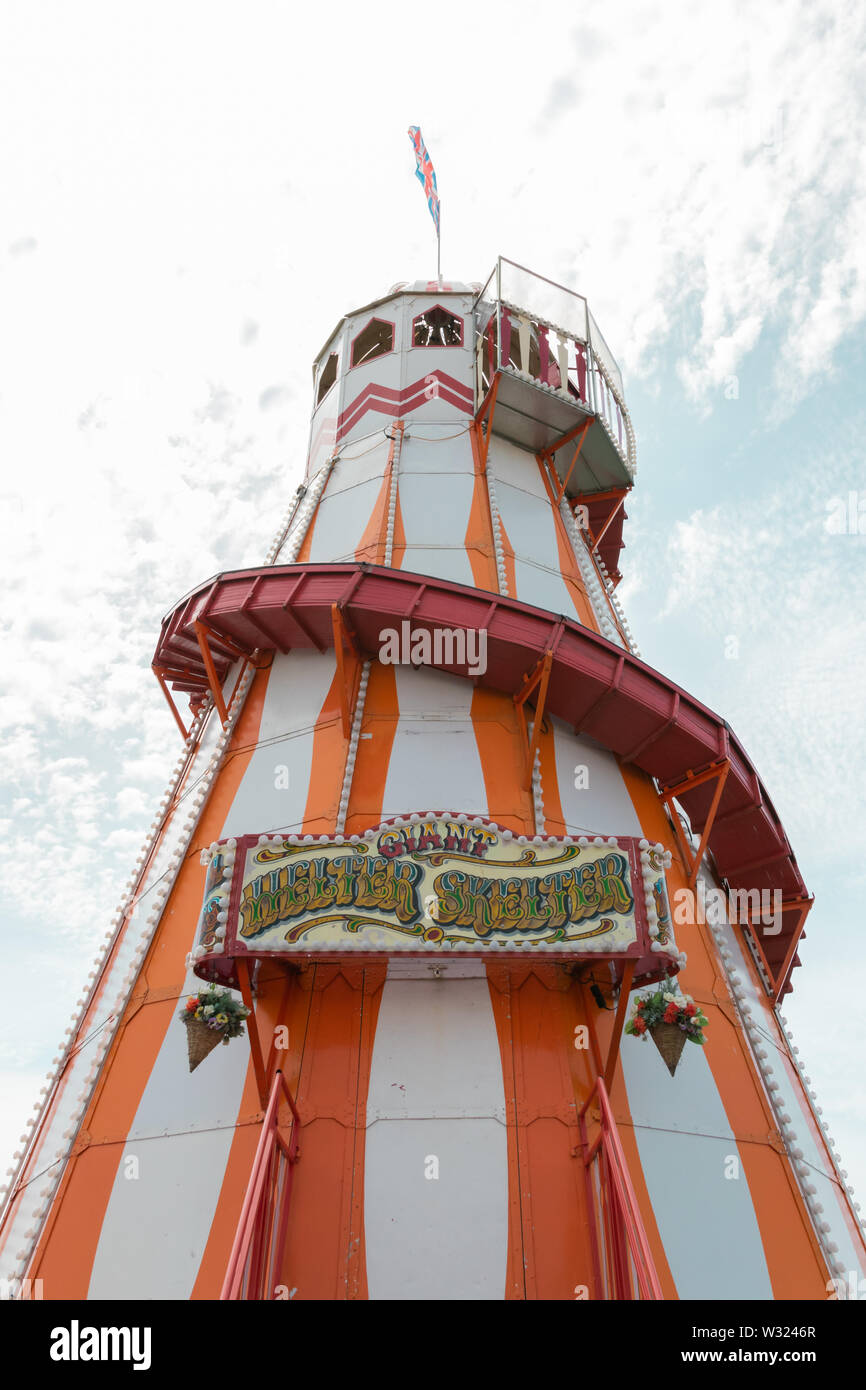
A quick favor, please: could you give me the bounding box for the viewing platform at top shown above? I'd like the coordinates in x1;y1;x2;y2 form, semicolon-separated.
473;258;635;495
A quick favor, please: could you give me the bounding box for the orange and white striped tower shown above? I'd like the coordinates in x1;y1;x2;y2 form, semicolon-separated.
3;259;864;1301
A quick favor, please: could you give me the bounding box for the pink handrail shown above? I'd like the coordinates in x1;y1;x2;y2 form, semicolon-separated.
578;1076;663;1300
220;1070;300;1300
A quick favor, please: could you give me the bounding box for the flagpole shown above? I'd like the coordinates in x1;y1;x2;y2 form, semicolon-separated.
437;211;441;286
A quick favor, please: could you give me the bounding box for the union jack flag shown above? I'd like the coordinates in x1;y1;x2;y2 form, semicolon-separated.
408;125;440;235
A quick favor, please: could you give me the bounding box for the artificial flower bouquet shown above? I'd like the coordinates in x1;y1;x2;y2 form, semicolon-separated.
179;985;251;1072
626;986;708;1075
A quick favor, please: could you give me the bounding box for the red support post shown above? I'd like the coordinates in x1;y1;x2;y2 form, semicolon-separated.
153;665;190;740
578;1076;663;1301
660;759;731;888
474;371;502;473
193;621;228;724
513;649;553;792
331;603;361;739
237;958;268;1109
603;959;636;1091
220;1070;300;1301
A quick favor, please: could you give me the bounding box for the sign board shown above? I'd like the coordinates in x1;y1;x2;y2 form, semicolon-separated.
193;818;667;965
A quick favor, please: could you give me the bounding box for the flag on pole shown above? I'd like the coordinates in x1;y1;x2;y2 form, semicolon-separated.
408;126;440;235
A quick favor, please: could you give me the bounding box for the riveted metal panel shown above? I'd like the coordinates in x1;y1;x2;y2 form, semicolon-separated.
382;665;488;817
364;975;508;1299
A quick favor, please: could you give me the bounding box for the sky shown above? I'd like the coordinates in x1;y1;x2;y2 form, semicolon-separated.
2;0;865;1224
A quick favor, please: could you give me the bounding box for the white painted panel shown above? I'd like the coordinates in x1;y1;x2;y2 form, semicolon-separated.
486;438;581;614
399;430;475;476
551;718;643;837
397;468;475;586
303;420;337;486
711;913;866;1281
621;1027;774;1299
88;652;336;1296
382;665;487;816
803;1170;866;1285
399;471;474;546
401;345;474;392
325;441;390;495
400;546;475;587
494;478;577;615
400;472;475;547
490;439;550;500
307;479;383;563
220;650;338;837
365;975;508;1299
88;1031;250;1299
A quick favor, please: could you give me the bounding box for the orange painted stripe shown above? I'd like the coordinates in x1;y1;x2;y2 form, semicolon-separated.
386;484;407;570
535;457;596;629
277;963;385;1298
343;661;400;833
346;968;386;1299
355;469;391;565
475;710;532;1300
29;665;272;1298
470;687;534;833
536;716;565;836
303;665;351;832
466;425;500;593
486;964;658;1300
296;461;335;564
497;510;518;601
486;967;529;1299
619;761;831;1296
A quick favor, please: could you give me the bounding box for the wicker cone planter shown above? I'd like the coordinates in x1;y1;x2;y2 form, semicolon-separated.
650;1022;688;1076
184;1016;225;1073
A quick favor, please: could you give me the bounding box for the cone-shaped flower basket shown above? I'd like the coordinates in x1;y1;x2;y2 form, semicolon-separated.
179;985;250;1074
184;1016;225;1073
650;1022;688;1077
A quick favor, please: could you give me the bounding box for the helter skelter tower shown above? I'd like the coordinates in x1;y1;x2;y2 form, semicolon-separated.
3;258;865;1302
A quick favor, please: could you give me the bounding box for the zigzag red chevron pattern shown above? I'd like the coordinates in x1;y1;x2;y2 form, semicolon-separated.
335;370;475;442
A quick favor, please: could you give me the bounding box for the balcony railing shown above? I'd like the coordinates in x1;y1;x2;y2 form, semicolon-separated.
473;258;636;486
578;1076;663;1300
220;1070;301;1300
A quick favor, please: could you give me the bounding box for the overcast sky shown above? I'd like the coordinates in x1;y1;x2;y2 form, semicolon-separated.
2;0;865;1219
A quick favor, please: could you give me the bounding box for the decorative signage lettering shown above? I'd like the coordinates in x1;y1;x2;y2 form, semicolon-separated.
193;818;657;963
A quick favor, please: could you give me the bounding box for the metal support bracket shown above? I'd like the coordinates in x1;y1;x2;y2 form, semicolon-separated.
237;957;268;1109
543;415;593;503
331;602;362;739
153;664;191;740
743;896;814;1002
474;371;502;473
514;649;553;790
659;759;731;888
603;959;636;1091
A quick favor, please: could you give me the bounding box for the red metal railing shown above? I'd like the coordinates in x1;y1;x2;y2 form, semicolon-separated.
220;1070;300;1300
578;1076;663;1300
